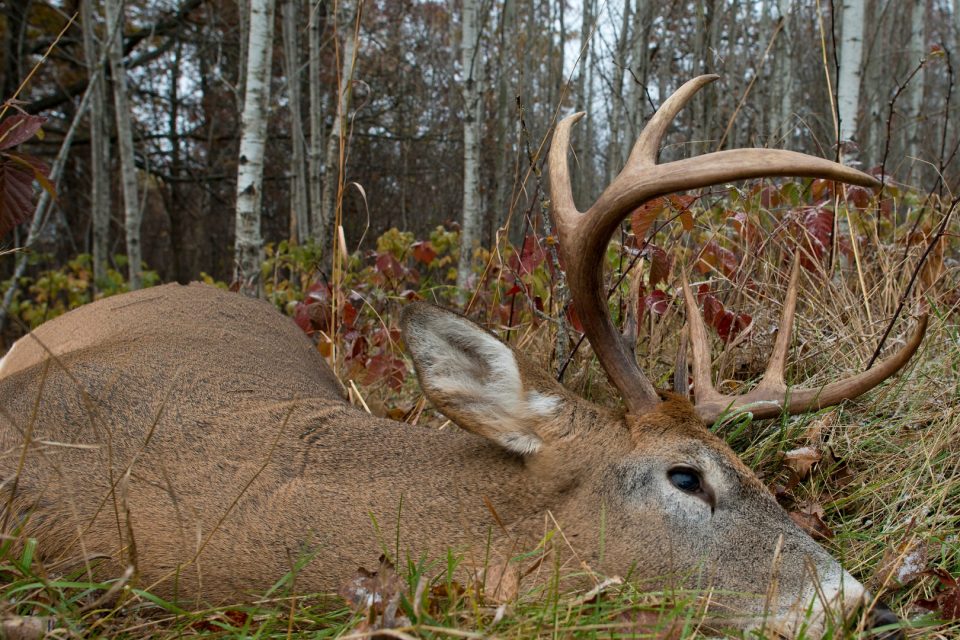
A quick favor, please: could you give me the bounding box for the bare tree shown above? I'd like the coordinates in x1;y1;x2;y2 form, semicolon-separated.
907;0;927;177
81;0;111;288
234;0;276;296
457;0;483;295
308;0;326;245
282;0;309;243
105;0;142;288
838;0;866;163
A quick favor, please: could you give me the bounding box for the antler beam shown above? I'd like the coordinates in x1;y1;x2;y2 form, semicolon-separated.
548;74;918;418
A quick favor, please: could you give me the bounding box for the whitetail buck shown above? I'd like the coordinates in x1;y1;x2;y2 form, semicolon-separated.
1;76;924;637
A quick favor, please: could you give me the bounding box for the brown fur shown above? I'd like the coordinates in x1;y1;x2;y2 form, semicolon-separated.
0;284;868;635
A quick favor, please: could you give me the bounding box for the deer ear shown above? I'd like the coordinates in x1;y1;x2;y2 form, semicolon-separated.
401;303;564;455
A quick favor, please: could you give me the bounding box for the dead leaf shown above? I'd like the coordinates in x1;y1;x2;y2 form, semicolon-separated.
339;555;410;633
873;539;929;589
789;501;833;540
784;446;822;480
915;569;960;620
482;560;519;604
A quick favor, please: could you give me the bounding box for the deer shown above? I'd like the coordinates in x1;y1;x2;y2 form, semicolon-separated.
0;76;925;638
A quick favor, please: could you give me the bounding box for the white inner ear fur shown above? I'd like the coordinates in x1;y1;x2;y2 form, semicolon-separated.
406;312;561;455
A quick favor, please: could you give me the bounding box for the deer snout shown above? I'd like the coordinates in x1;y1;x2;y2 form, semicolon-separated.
864;603;905;640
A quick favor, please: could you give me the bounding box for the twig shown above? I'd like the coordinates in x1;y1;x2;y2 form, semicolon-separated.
865;196;958;370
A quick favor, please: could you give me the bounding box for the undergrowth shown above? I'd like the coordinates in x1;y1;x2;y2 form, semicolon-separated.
2;179;959;638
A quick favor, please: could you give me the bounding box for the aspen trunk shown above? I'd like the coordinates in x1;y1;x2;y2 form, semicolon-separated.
105;0;142;289
307;0;324;244
81;0;111;290
776;0;794;142
282;0;309;243
456;0;483;296
838;0;865;162
907;0;926;178
234;0;276;296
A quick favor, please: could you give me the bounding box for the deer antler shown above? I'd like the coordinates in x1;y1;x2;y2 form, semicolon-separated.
681;258;928;424
549;74;923;417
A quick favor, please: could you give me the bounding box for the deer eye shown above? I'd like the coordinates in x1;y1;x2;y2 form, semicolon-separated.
668;468;702;494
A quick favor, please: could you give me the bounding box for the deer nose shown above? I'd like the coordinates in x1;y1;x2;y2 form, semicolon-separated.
865;603;904;640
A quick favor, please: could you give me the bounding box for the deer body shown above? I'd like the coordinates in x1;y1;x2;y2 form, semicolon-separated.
0;284;554;601
1;77;921;637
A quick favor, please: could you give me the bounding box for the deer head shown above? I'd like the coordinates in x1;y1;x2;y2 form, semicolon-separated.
404;75;923;637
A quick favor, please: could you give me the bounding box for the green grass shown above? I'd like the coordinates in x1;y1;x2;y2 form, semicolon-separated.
3;199;960;638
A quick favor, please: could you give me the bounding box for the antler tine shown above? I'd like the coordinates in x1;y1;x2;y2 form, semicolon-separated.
627;75;720;168
680;274;724;406
691;308;928;424
756;256;801;390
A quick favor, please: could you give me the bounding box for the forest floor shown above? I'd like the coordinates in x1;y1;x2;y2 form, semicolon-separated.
2;189;960;639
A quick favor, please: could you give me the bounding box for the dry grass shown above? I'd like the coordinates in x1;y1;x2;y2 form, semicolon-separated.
2;194;959;639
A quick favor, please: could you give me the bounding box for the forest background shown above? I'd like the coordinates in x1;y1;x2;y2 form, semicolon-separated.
0;0;954;322
1;0;960;636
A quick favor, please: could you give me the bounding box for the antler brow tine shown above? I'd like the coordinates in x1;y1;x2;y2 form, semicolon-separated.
548;74;919;420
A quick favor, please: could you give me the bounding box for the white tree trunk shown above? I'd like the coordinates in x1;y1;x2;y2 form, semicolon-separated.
234;0;276;296
319;2;359;255
907;0;927;173
307;0;324;244
456;0;483;295
282;0;309;243
776;0;794;141
105;0;142;289
81;0;111;290
838;0;865;162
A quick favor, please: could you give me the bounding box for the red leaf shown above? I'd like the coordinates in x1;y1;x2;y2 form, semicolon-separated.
566;304;584;333
915;569;960;619
510;234;546;276
0;156;36;238
365;353;407;390
411;240;437;264
341;301;358;329
375;252;406;280
644;290;668;315
698;291;751;342
845;185;872;209
630;197;665;240
759;185;781;208
0;114;46;150
644;244;670;288
697;241;739;278
667;195;696;231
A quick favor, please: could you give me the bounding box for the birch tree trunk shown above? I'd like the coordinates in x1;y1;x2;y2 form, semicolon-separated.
492;0;515;233
81;0;111;290
775;0;794;142
105;0;142;289
575;0;594;199
234;0;276;296
838;0;865;163
456;0;483;295
282;0;309;243
907;0;927;176
606;2;632;180
319;2;360;255
307;0;324;244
